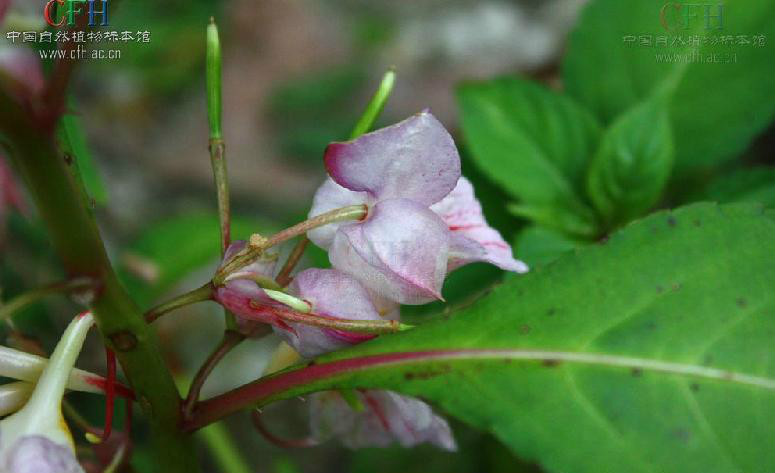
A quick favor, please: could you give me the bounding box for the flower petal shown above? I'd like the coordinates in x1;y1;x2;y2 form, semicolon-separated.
310;390;456;451
3;436;84;473
273;269;382;358
431;177;528;273
330;199;449;304
324;111;461;206
214;280;280;326
307;178;369;250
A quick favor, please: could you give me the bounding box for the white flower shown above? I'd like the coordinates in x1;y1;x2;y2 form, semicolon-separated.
0;312;95;473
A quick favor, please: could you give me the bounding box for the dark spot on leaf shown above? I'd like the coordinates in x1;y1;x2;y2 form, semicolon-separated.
546;308;556;317
598;235;609;245
631;367;643;377
671;283;682;291
542;359;561;367
736;297;747;308
519;324;531;335
693;219;701;227
63;153;73;165
656;285;664;294
671;428;691;443
645;321;657;331
667;216;677;227
690;383;700;392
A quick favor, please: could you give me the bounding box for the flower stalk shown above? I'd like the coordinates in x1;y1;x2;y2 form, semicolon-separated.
144;283;214;323
214;204;367;283
350;68;396;139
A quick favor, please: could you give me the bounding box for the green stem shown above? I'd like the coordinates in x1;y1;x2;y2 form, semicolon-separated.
144;283;214;324
350;68;396;139
215;205;367;283
275;236;308;287
0;91;200;473
206;18;239;333
0;278;93;324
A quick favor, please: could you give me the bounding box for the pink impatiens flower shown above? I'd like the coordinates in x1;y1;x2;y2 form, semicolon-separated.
272;268;381;358
431;176;528;273
212;240;285;330
307;111;526;305
310;390;456;451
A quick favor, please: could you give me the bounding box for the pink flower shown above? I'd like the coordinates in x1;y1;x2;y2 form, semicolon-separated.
2;436;84;473
272;268;382;358
431;177;528;273
310;390;456;451
212;241;285;330
307;111;526;305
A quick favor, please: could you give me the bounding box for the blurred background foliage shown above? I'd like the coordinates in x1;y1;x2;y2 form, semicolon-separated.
1;0;773;471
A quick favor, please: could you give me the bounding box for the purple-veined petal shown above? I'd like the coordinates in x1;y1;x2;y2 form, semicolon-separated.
272;269;382;358
307;178;370;250
324;111;461;206
310;390;456;451
431;177;528;273
3;436;84;473
329;199;449;305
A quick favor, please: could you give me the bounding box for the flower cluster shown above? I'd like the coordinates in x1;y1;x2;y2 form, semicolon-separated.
213;111;527;450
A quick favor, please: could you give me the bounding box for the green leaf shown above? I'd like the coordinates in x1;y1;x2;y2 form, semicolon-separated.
457;78;601;237
118;213;276;306
563;0;775;177
211;202;775;473
586;95;674;227
58;109;108;204
692;166;775;207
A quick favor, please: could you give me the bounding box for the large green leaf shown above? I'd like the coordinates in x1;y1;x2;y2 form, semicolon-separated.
457;78;601;237
563;0;775;176
200;202;775;473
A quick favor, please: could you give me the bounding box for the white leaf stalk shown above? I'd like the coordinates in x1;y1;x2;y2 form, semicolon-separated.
0;312;95;472
0;382;32;417
0;346;106;395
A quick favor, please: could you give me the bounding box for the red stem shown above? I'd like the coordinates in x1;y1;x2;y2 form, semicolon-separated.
100;348;117;442
184;350;456;431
